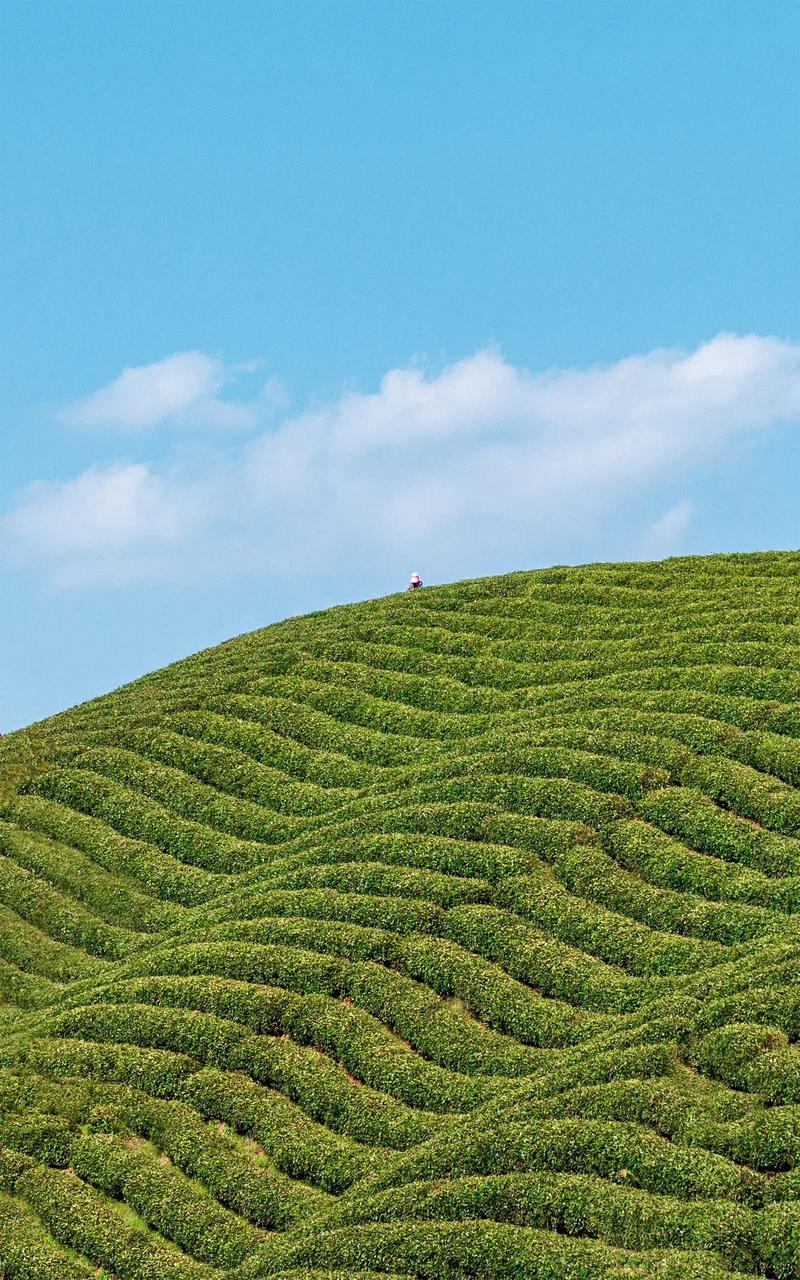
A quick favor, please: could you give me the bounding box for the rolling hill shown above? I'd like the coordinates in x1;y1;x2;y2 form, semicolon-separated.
1;551;800;1279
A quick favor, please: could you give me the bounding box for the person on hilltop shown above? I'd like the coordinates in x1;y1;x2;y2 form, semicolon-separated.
407;572;423;591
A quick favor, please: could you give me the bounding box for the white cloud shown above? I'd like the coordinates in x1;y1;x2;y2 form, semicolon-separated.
61;351;274;431
242;332;800;566
5;333;800;588
2;463;213;587
644;500;694;559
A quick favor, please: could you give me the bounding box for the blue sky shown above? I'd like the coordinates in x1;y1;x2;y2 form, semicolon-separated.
2;0;798;731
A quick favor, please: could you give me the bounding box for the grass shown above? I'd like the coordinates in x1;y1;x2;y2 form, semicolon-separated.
0;549;799;1278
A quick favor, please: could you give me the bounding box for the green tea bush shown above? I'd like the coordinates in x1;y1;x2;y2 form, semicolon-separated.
9;794;225;902
494;876;727;975
355;1114;765;1202
69;1131;266;1266
682;758;800;837
604;818;800;910
552;840;782;942
169;709;375;788
0;818;178;931
696;1022;791;1089
15;1163;216;1279
249;675;492;739
1;1036;197;1096
638;787;800;876
216;693;448;764
123;726;353;811
0;1190;99;1280
266;857;489;908
0;902;105;982
315;1172;757;1268
183;1068;379;1193
3;551;800;1279
445;905;655;1011
232;1218;746;1280
31;767;271;871
84;1087;331;1226
754;1202;800;1279
0;852;133;958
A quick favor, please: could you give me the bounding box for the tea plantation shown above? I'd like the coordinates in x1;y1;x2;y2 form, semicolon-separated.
2;550;800;1279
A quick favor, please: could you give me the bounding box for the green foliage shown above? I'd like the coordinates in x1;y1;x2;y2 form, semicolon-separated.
0;1189;100;1279
1;550;800;1278
0;730;50;810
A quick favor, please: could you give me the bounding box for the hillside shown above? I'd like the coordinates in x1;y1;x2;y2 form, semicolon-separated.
1;551;800;1279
